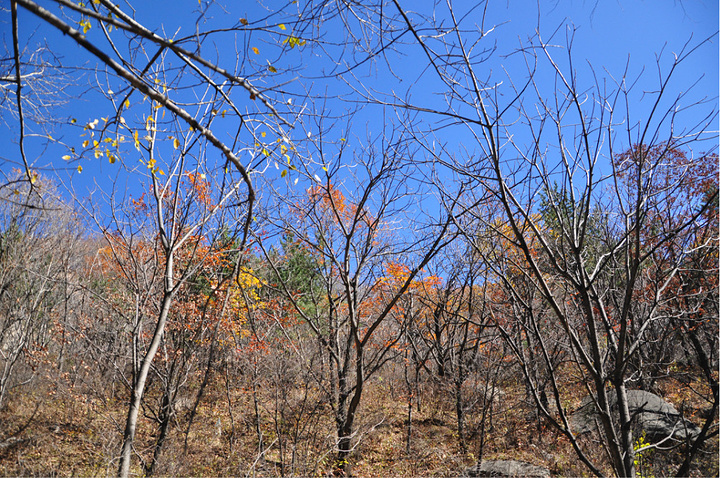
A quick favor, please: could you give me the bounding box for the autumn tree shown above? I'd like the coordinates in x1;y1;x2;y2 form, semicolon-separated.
610;145;719;475
6;1;332;474
377;2;718;475
86;135;255;476
258;129;456;474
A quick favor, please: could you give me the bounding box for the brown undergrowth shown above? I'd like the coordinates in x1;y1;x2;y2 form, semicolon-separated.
0;366;716;477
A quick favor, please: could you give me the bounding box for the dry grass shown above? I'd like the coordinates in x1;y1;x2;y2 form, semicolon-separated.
0;367;716;477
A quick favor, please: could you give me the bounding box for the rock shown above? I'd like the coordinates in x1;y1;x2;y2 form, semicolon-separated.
569;389;701;442
464;460;550;477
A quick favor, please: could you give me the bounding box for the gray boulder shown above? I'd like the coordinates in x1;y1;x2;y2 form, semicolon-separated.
570;389;700;442
464;460;550;477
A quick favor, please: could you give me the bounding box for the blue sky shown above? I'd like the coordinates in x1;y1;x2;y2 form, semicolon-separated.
1;0;717;218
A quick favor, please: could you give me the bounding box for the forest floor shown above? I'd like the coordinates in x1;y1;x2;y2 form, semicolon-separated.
0;372;716;477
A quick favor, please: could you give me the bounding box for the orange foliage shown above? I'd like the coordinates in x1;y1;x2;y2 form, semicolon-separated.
303;182;376;234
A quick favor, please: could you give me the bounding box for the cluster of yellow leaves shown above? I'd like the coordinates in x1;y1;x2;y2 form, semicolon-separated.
64;117;124;172
282;36;306;48
78;19;91;34
230;267;263;308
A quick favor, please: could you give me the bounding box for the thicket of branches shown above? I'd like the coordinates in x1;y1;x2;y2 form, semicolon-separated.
1;1;717;477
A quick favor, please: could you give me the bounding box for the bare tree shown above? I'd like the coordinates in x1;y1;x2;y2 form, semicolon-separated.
377;2;718;475
0;176;84;408
257;126;456;474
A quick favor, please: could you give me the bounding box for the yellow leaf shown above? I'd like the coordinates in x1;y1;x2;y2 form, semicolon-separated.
240;18;248;25
252;47;259;55
173;137;180;149
108;154;116;164
93;140;99;148
62;155;71;160
261;132;267;137
77;165;83;173
278;24;287;30
124;99;130;108
281;169;287;177
283;36;306;49
94;149;103;159
221;110;227;118
82;140;90;148
268;65;277;73
262;148;270;157
158;169;166;176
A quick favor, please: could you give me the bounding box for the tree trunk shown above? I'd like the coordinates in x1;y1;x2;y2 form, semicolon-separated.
454;377;467;454
614;381;636;477
118;287;174;478
145;391;172;477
